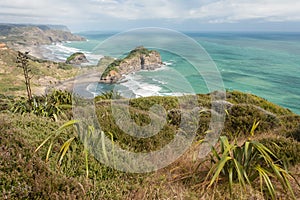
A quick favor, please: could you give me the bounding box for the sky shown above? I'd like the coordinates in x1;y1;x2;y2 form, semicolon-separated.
1;0;300;32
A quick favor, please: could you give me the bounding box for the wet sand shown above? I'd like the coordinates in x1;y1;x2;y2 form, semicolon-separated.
49;69;101;97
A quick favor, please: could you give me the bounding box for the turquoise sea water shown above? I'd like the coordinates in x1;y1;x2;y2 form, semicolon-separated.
43;32;300;114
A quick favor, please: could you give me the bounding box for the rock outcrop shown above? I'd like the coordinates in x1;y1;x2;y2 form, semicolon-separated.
100;46;163;83
66;52;88;65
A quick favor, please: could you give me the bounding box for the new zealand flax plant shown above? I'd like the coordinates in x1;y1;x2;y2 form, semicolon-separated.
35;120;90;178
205;120;297;199
35;119;115;179
11;90;72;121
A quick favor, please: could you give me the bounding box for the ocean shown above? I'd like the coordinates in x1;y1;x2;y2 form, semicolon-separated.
42;31;300;114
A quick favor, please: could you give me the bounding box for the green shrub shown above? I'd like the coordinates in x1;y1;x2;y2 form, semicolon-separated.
95;103;177;152
10;90;72;121
101;60;121;78
224;104;279;138
287;124;300;142
0;114;88;199
66;52;84;64
58;63;73;70
124;46;153;59
227;90;292;115
95;90;122;100
205;122;297;199
260;137;300;166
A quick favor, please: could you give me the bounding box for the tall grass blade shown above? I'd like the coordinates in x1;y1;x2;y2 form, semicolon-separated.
255;166;276;200
233;159;246;187
58;137;75;165
208;156;231;187
46;142;53;162
228;167;233;196
35;133;55;152
108;131;115;168
250;120;260;137
101;131;109;163
57;119;80;132
211;146;220;161
272;164;296;199
282;173;296;200
84;148;89;178
53;113;58;122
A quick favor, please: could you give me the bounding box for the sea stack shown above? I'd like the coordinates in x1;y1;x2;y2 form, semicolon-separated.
66;52;88;65
100;46;163;83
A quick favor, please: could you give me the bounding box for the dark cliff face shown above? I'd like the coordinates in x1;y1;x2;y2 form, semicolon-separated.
100;46;163;83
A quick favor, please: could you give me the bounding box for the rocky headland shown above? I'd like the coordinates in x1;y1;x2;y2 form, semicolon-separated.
0;23;85;59
100;46;163;83
0;24;85;46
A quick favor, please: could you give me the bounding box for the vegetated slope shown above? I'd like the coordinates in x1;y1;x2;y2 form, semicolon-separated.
1;90;299;199
0;48;78;96
94;91;299;153
0;114;89;199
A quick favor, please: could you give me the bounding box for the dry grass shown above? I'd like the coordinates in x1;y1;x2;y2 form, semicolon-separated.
0;49;78;96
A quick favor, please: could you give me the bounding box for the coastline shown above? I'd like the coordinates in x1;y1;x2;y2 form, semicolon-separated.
13;44;101;96
49;69;101;93
15;37;300;114
12;44;50;60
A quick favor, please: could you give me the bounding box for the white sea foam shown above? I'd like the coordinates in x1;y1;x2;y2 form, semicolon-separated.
160;92;187;96
83;53;103;65
119;74;162;97
86;82;100;97
163;61;173;66
114;64;196;98
152;78;167;85
43;43;81;62
52;43;79;54
43;43;102;65
86;82;97;92
152;64;170;71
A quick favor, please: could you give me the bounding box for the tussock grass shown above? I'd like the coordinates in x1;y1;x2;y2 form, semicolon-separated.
0;113;88;199
1;90;300;199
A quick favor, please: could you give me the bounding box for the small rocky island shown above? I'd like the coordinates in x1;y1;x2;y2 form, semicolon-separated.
100;46;163;83
66;52;88;65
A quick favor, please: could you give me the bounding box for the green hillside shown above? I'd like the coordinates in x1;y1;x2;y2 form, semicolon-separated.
1;90;300;199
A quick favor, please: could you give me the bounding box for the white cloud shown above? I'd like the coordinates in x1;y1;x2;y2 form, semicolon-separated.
187;0;300;23
0;0;300;30
82;0;181;20
79;0;300;22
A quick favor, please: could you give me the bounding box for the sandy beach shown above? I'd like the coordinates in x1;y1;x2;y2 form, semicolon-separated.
32;69;102;97
44;69;102;97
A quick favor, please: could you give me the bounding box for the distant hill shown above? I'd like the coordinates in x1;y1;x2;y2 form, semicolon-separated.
0;23;85;47
0;23;70;32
